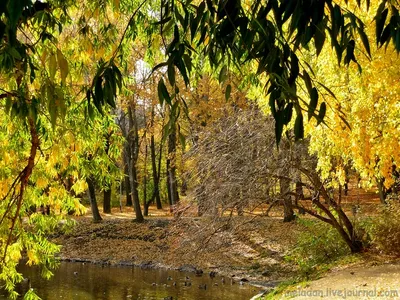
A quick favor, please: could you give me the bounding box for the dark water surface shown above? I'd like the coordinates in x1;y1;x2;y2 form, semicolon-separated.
9;262;261;299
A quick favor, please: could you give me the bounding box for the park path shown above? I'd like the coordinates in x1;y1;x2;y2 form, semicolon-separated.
286;264;400;299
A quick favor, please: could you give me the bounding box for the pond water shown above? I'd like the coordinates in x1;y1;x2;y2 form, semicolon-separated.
8;262;261;299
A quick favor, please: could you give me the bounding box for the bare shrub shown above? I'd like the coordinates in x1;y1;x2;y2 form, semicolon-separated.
367;200;400;255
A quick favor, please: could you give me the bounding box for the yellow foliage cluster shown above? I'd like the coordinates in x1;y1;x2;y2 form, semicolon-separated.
306;2;400;188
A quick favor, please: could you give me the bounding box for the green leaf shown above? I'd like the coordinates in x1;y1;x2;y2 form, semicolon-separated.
283;102;293;125
182;54;192;74
94;77;104;114
303;71;312;94
152;62;168;73
317;102;326;125
167;61;175;86
219;65;228;83
8;47;21;59
225;84;232;101
190;13;199;41
288;52;299;85
294;113;304;140
104;81;115;108
158;79;171;105
308;87;318;120
112;65;123;91
314;20;326;56
376;8;388;45
176;57;190;86
7;0;26;28
179;132;186;149
357;26;371;58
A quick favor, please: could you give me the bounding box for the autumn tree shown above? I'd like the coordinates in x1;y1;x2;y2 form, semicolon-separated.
304;1;400;204
1;0;399;296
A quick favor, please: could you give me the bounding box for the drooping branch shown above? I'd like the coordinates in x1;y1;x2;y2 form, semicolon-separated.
2;118;39;263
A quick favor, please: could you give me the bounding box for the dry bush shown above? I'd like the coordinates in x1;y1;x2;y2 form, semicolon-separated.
367;199;400;255
186;104;316;218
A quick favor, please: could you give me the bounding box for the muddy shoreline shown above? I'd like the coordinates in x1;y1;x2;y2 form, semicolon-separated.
58;256;280;291
50;216;301;294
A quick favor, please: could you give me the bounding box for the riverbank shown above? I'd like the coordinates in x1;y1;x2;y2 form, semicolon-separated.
50;201;400;299
51;213;301;290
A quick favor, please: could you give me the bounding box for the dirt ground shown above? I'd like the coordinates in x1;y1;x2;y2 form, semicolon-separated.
51;184;400;297
51;208;301;287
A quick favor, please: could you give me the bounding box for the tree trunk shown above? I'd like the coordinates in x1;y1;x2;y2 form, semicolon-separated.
166;123;179;212
150;134;162;209
127;156;143;222
377;178;387;204
143;144;149;216
150;106;162;210
299;166;364;253
103;187;111;214
124;155;132;206
127;105;144;222
280;176;295;222
87;176;102;222
279;139;295;222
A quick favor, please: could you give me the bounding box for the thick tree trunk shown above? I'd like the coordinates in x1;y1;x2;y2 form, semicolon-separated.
298;166;364;253
280;176;295;222
103;188;111;214
279;139;295;222
86;176;102;222
295;181;305;214
377;178;387;204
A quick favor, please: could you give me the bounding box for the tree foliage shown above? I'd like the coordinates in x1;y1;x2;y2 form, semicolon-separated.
0;0;400;297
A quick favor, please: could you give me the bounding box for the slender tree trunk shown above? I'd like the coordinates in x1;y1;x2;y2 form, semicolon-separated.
344;166;349;196
143;144;149;216
124;155;132;206
150;134;162;209
119;110;133;207
103;188;111;214
127;105;144;222
166;124;179;212
102;132;113;214
149;106;163;209
87;176;102;222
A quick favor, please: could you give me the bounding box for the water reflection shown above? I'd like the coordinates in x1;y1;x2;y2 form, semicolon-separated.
8;262;260;299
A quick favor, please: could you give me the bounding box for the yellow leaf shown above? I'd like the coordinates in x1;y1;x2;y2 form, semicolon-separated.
27;250;39;266
36;177;48;189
